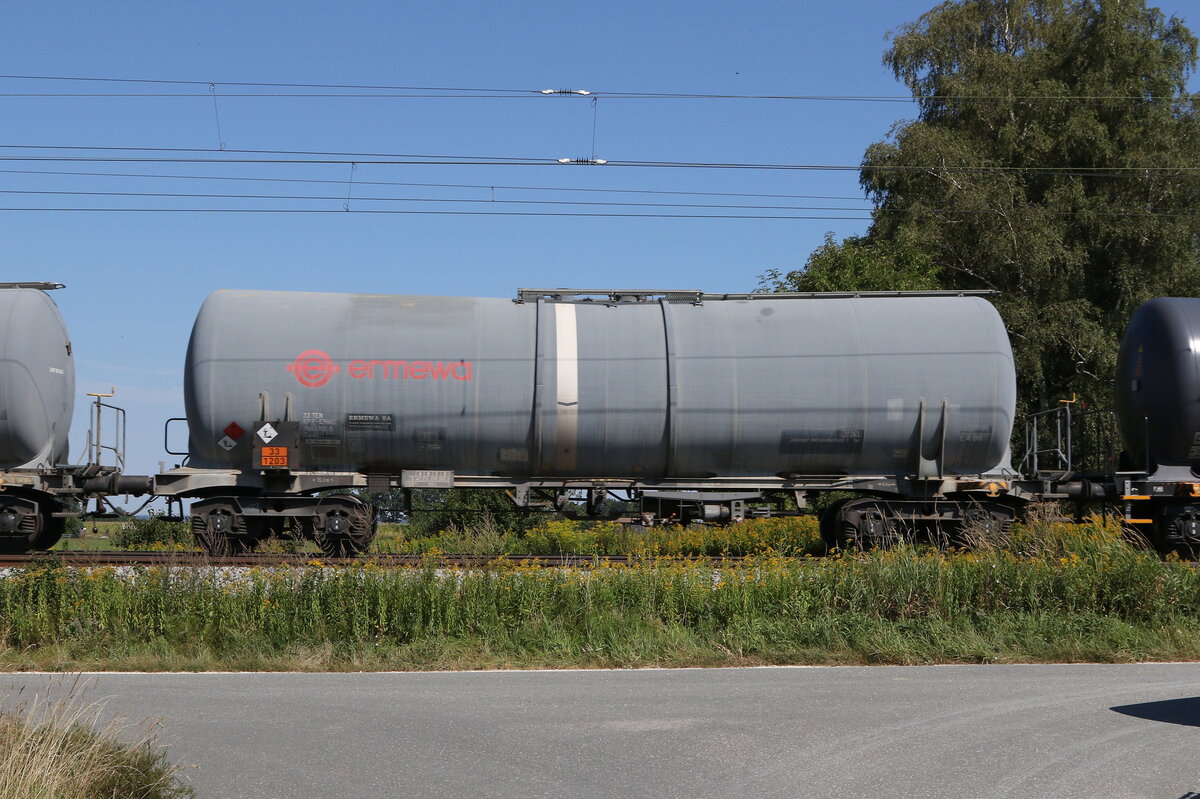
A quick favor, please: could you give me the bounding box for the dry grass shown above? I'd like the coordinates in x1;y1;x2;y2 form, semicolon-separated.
0;677;193;799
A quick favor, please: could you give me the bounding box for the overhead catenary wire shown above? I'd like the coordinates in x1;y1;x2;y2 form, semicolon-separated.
2;187;1197;218
0;91;1182;103
0;142;558;162
0;74;543;92
0;207;874;219
0;73;1190;103
0;92;591;98
0;188;873;212
0;144;1196;174
0;168;868;201
0;205;1195;220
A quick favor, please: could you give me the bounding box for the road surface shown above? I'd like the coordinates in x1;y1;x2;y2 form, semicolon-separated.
3;664;1198;798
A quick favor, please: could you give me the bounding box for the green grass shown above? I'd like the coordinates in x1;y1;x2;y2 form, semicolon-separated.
54;521;122;552
3;515;1199;671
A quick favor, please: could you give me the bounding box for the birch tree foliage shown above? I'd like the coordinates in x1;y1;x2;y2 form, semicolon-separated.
768;0;1200;414
866;0;1200;409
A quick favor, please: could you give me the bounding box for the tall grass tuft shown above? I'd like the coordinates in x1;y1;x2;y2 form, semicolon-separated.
0;678;193;799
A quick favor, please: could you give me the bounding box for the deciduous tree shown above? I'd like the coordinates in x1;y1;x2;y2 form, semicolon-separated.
864;0;1200;411
768;0;1200;418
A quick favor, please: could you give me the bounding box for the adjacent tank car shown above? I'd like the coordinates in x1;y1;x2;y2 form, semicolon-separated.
0;283;149;551
0;286;74;470
157;288;1022;554
1114;297;1200;551
0;284;76;550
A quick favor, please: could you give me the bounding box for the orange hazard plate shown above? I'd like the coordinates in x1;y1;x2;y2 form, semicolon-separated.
260;447;288;467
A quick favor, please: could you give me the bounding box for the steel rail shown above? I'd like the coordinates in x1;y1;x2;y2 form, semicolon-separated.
0;551;751;568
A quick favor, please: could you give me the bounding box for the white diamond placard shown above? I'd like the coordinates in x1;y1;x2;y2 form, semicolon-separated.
257;423;278;444
217;435;237;451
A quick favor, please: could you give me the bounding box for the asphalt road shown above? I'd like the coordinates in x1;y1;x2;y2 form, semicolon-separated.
4;664;1200;798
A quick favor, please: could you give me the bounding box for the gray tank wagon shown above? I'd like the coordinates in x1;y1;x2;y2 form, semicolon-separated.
0;284;150;552
157;288;1023;554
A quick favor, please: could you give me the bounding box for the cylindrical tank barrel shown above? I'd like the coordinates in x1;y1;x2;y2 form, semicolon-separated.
1115;297;1200;472
0;288;74;469
184;290;1016;479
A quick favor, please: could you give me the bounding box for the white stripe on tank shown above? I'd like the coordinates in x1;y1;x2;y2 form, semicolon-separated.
554;303;579;472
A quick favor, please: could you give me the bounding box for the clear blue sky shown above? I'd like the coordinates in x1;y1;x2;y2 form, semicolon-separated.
1;0;1197;486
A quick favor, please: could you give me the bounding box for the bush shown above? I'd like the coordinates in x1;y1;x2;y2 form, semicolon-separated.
110;515;193;551
399;488;539;539
380;516;826;557
518;517;824;556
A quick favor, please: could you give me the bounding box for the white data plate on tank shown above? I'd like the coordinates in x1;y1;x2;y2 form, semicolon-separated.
402;469;455;488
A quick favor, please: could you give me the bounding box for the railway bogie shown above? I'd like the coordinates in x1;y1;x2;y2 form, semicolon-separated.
1158;504;1200;556
819;497;1015;550
1111;480;1200;556
190;493;378;557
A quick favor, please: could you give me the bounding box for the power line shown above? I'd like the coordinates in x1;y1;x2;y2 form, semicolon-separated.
0;144;1197;174
0;73;1189;103
1;191;1194;219
0;188;873;212
0;207;873;219
0;91;1179;103
0;93;556;98
0;74;536;93
0;143;551;162
0;167;867;201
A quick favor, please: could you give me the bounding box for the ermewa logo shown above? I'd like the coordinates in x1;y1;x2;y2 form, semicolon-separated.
287;350;473;388
287;350;340;388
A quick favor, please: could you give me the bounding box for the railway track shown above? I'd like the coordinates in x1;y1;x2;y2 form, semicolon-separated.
2;549;1189;568
0;550;747;568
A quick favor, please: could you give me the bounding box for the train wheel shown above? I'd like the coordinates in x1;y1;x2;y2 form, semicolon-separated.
314;511;351;557
953;506;1011;549
314;499;376;557
193;507;248;556
835;499;901;550
28;508;65;551
0;495;47;553
819;498;853;552
1158;509;1200;559
836;520;864;551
